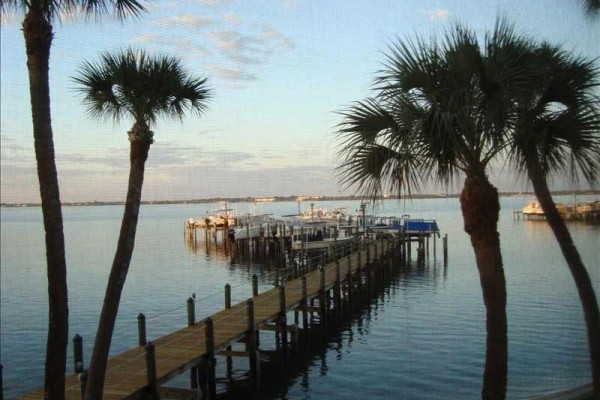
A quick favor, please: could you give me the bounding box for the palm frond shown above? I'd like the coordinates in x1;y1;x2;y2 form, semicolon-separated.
73;48;212;129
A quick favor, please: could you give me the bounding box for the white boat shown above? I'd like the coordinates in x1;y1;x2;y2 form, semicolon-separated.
189;204;236;229
291;236;356;251
298;206;351;224
522;201;545;216
522;199;600;220
234;225;264;240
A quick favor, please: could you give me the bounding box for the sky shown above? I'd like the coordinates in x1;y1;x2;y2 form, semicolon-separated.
1;0;599;203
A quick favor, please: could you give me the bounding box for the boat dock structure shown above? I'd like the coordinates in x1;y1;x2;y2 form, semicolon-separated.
20;233;447;400
514;200;600;221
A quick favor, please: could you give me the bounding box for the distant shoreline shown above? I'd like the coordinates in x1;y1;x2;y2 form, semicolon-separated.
2;190;598;208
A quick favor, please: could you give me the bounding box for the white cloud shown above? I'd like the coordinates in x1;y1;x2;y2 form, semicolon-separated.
225;13;243;25
212;67;258;81
195;0;233;7
131;33;162;44
422;8;450;22
153;14;214;29
260;26;295;50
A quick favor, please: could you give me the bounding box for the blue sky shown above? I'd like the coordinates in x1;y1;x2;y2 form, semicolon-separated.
1;0;598;203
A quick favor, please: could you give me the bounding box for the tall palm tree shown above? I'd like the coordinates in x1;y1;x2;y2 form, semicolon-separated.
0;1;146;398
336;22;534;399
73;48;211;399
509;44;600;392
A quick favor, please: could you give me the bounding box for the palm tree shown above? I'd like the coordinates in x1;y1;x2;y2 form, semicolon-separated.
0;1;146;398
73;48;211;399
336;22;535;399
508;43;600;392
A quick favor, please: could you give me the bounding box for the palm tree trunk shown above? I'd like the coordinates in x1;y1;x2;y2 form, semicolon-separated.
84;138;151;399
23;8;69;399
460;174;507;400
528;164;600;393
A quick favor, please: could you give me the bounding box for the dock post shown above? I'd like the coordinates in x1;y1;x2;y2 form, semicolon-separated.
443;233;448;265
357;250;363;300
138;313;147;346
225;284;231;309
224;284;233;375
204;318;217;400
73;334;84;374
187;297;195;326
433;233;437;259
145;342;159;400
187;296;197;388
78;369;87;400
279;285;288;352
301;276;309;334
334;260;341;321
246;299;260;395
346;255;353;311
319;267;327;330
252;274;259;297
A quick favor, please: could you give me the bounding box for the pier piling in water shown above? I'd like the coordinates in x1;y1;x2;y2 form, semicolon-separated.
22;233;447;400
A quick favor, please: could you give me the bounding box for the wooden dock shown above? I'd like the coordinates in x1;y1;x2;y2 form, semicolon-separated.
22;236;423;400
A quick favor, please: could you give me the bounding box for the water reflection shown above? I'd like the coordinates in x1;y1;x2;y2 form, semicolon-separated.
213;255;444;400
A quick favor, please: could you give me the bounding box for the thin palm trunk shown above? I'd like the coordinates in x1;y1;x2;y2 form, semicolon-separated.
23;7;69;399
84;136;151;399
460;175;508;400
528;163;600;393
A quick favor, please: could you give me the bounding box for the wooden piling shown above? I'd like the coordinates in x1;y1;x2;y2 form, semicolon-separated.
443;233;448;264
225;284;231;309
78;369;87;400
279;285;288;351
187;297;195;326
204;318;216;400
319;267;327;329
72;334;83;374
252;274;259;297
145;342;159;400
138;313;147;346
246;299;260;394
301;276;309;333
334;260;341;320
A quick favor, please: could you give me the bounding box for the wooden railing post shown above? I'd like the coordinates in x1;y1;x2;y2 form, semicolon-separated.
301;276;309;333
145;342;159;399
187;297;195;326
246;299;260;394
252;274;259;297
138;313;147;346
225;284;231;309
279;285;288;351
204;318;216;399
73;334;83;374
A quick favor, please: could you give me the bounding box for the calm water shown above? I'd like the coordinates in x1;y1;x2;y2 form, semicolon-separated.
1;196;598;399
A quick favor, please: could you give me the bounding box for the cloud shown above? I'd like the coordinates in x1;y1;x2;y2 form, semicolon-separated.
131;33;162;44
209;25;294;67
260;26;295;50
211;66;258;81
225;13;243;25
195;0;233;7
152;14;214;29
422;8;450;22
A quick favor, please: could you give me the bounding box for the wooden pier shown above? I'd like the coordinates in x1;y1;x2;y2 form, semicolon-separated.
21;233;444;400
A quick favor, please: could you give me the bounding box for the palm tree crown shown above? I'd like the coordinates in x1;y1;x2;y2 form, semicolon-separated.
73;48;211;141
337;20;534;197
0;0;146;21
509;44;600;185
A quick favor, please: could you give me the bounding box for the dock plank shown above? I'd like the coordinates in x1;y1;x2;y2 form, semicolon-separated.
21;240;389;399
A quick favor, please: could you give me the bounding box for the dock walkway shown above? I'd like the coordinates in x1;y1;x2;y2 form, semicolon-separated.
23;238;402;400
